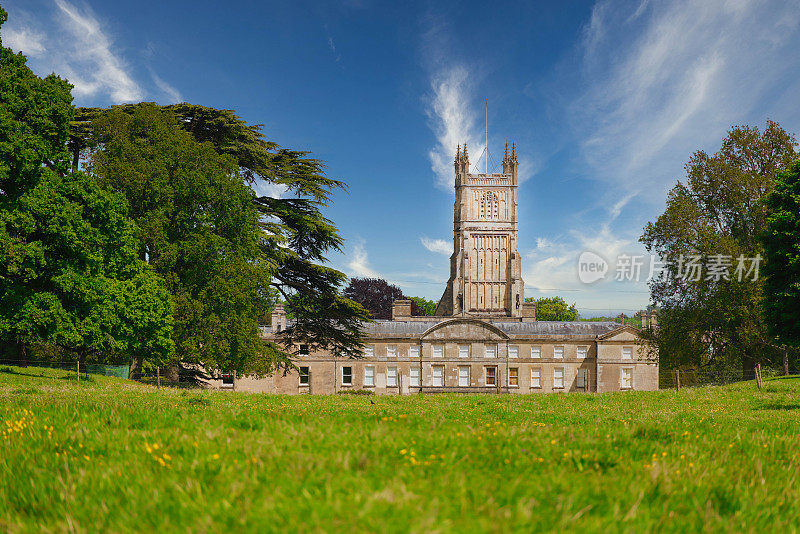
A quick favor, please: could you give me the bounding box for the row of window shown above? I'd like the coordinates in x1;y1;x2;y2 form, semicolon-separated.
298;365;635;389
360;345;634;360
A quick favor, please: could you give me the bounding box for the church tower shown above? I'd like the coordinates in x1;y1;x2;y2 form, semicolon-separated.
435;142;525;317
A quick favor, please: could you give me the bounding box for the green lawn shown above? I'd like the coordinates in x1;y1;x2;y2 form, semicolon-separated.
1;366;799;532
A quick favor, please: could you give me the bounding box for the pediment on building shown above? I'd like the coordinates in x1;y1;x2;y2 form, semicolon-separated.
597;325;642;342
421;318;509;341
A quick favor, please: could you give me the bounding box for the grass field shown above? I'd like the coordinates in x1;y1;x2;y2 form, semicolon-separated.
1;366;799;532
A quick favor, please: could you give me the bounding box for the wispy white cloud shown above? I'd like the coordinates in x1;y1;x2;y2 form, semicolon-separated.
571;0;800;205
347;240;381;278
536;237;555;250
150;70;182;104
2;0;187;104
609;191;637;222
523;223;649;314
425;65;485;190
516;0;800;313
421;12;540;190
3;27;46;56
52;0;142;102
420;236;452;256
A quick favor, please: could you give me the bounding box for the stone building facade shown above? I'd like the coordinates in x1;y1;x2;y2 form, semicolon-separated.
240;144;658;395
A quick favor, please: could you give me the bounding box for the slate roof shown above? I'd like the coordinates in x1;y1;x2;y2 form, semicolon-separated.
363;319;622;338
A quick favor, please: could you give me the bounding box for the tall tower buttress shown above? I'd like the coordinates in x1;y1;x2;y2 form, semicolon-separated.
435;142;524;317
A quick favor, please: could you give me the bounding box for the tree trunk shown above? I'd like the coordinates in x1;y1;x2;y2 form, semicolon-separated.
742;351;756;382
783;346;789;376
16;337;27;367
129;355;143;380
166;363;180;383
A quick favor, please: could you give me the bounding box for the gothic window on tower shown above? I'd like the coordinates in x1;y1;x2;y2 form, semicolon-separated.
477;191;500;220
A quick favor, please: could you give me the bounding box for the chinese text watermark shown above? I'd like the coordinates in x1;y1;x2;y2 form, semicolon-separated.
577;253;761;284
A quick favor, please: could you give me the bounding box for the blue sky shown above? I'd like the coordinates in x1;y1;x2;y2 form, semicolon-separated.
5;0;800;316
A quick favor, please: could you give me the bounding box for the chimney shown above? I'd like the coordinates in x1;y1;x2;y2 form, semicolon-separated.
391;299;412;320
640;311;648;329
521;301;536;322
271;304;286;333
649;309;658;329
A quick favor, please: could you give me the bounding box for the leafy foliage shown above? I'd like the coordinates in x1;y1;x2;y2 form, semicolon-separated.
580;313;643;327
0;170;173;362
0;11;172;364
641;121;798;372
524;296;579;321
79;102;369;369
86;105;273;373
0;10;73;201
342;278;429;319
761;160;800;348
343;278;404;320
409;296;437;316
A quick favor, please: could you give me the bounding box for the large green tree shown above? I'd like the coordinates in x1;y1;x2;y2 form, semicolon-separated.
641;121;798;376
0;8;172;365
81;104;369;373
86;105;273;375
761;160;800;355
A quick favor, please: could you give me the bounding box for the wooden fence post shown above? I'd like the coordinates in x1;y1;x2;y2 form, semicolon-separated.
157;366;161;389
233;370;237;391
77;361;80;383
675;369;680;392
783;347;789;376
756;363;763;390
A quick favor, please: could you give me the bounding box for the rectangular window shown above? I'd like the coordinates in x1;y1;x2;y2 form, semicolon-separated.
485;344;497;358
485;366;497;387
342;366;352;386
299;344;309;357
531;346;541;359
386;345;397;358
577;368;587;389
409;346;420;359
364;366;375;387
577;346;588;359
432;365;444;387
621;367;633;389
553;367;565;389
531;368;541;388
508;345;519;359
459;344;470;358
299;366;309;386
409;367;420;387
432;345;443;358
554;346;564;359
622;347;633;360
458;366;470;387
387;366;397;387
364;345;374;358
509;367;519;387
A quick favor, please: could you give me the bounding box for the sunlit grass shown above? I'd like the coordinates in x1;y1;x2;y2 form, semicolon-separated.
1;366;799;531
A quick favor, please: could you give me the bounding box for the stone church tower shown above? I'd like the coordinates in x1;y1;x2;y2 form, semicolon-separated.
435;143;525;317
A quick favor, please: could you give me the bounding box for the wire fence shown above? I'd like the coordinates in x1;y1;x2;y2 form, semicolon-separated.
0;359;130;380
658;365;786;390
0;360;212;389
